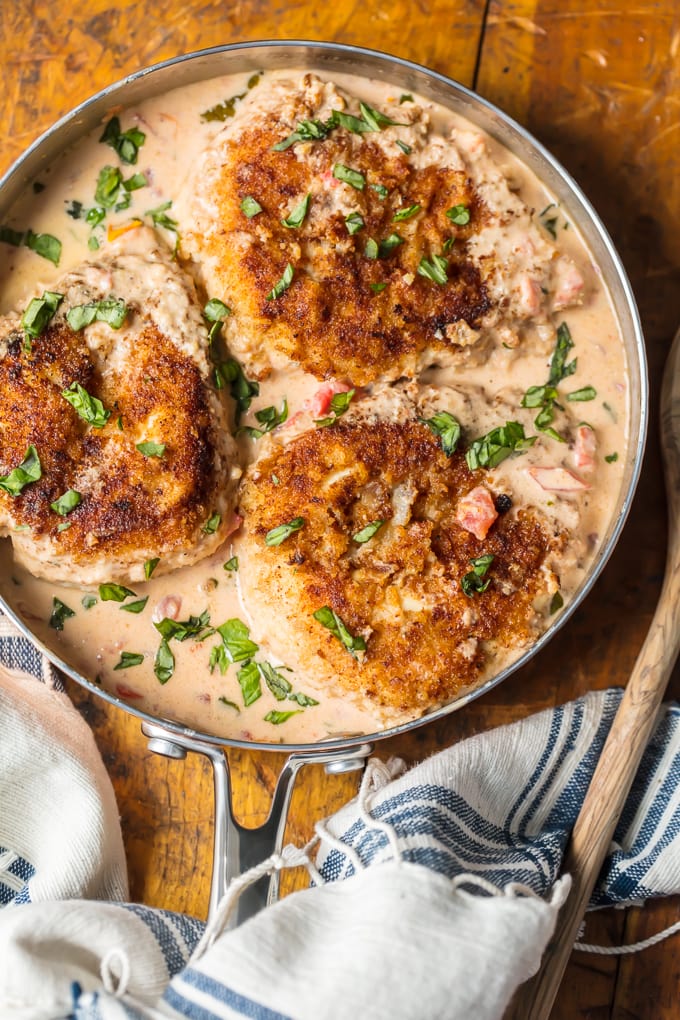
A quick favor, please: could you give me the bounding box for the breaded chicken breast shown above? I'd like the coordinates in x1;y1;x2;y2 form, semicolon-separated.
237;387;564;722
179;73;584;384
0;229;239;585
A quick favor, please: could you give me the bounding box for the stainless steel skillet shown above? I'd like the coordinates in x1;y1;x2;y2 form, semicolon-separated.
0;40;647;923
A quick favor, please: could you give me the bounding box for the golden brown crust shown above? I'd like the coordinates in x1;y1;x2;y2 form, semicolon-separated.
239;413;562;715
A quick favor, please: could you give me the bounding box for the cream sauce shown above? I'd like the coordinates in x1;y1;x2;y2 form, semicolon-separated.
0;69;629;743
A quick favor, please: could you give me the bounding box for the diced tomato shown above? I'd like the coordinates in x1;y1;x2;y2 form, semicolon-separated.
115;683;144;701
303;380;352;418
573;425;597;471
321;169;340;188
528;467;590;492
455;486;499;541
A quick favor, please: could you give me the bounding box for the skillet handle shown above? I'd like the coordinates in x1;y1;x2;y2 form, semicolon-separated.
141;720;372;925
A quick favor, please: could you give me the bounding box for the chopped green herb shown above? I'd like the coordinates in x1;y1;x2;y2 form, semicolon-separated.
281;193;311;229
49;597;75;631
155;610;212;642
238;399;288;439
217;618;259;663
99;117;146;164
272;474;280;485
99;583;136;602
237;661;262;706
21;290;63;342
365;238;379;259
33;181;45;193
331;109;373;134
120;597;149;614
395;139;412;154
65;200;83;219
123;172;147;192
548;323;577;386
400;93;413;103
57;521;72;532
67;297;127;332
50;489;81;516
240;195;263;218
315;388;355;427
202;512;221;534
0;225;24;246
461;554;494;597
258;661;292;701
264;710;302;725
446;204;470;226
542;216;558;240
417;254;449;285
313;606;366;658
353;520;384;544
418;411;461;456
61;382;111;428
82;594;98;610
86;206;106;229
345;211;365;235
333;164;366;190
136;441;166;458
359;101;405;130
521;384;559;409
272;118;333;151
265;517;305;547
204;297;232;322
370;183;389;199
114;651;144;670
24;230;61;265
605;452;619;463
218;696;240;712
0;446;42;496
224;556;239;572
393;204;421;222
567;386;597;402
603;401;618;423
154;638;174;684
216;359;259;421
287;691;319;707
466;421;536;470
442;237;455;254
377;233;404;258
370;282;387;293
266;263;294;301
94;165;123;208
144;557;160;580
146;201;178;232
549;591;564;613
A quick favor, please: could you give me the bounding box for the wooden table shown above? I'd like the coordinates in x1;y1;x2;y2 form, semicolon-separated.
2;2;679;1016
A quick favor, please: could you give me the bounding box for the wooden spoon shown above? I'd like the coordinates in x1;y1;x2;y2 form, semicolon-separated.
507;327;680;1020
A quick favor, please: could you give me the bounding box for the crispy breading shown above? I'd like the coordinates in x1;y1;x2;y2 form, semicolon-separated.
0;232;239;584
238;393;563;719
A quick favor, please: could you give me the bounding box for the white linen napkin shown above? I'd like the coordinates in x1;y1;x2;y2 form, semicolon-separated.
2;615;680;1020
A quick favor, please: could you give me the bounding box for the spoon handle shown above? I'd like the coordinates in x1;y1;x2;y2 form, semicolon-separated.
507;329;680;1020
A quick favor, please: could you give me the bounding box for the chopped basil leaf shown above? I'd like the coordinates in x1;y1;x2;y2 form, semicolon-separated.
315;388;355;427
49;597;76;631
123;172;147;192
466;421;536;470
446;204;471;226
567;386;597;402
272;474;280;485
57;521;72;532
264;710;302;725
442;237;455;254
144;557;160;580
146;201;178;232
417;254;449;285
22;290;63;340
114;651;144;670
393;204;421;222
136;441;166;458
282;193;311;229
240;195;263;218
399;93;413;103
605;452;619;463
0;225;24;246
217;618;259;663
265;517;305;546
100;117;145;164
258;661;292;701
66;200;83;219
88;236;100;251
331;109;373;134
154;638;175;684
370;183;389;199
33;181;45;194
548;323;577;386
418;411;462;456
521;384;559;409
345;211;365;235
603;401;618;423
365;238;379;259
353;520;384;544
218;696;240;712
120;597;149;614
333;164;366;190
209;644;229;675
549;591;564;614
395;139;412;154
359;101;404;130
61;382;111;428
0;446;42;496
239;399;288;439
50;489;81;516
67;297;127;332
155;610;212;642
201;92;246;123
82;594;97;610
94;166;123;208
237;661;262;706
204;298;232;322
287;691;319;707
272;118;332;151
217;359;259;421
313;606;366;658
86;206;106;228
99;583;136;602
461;554;494;597
370;282;387;293
266;263;294;301
377;233;404;258
202;512;221;534
224;556;239;572
24;230;61;265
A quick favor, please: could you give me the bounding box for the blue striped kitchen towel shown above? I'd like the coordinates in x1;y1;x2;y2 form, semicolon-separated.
2;614;680;1019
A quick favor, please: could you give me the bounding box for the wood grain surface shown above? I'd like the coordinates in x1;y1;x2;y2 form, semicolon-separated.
2;1;680;1017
